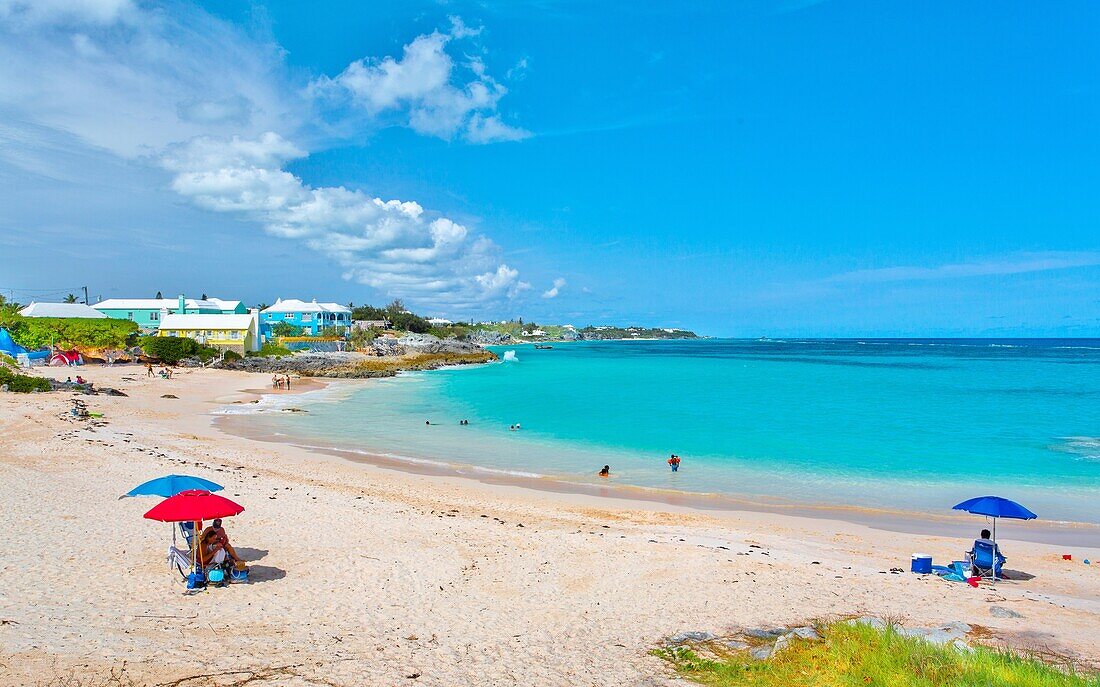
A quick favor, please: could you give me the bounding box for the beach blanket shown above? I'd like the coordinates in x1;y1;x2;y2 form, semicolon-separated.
933;562;980;586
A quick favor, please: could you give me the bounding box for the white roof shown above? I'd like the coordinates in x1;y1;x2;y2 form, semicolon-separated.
160;313;255;330
427;318;453;325
205;298;242;310
93;297;238;311
262;298;351;314
19;302;107;318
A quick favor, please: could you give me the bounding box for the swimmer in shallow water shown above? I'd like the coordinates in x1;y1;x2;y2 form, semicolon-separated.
598;465;610;477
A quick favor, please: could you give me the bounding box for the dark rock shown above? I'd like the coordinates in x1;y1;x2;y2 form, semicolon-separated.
790;626;821;640
161;394;178;399
745;628;787;639
749;645;773;660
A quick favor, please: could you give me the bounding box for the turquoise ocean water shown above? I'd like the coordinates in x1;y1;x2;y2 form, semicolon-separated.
228;339;1100;524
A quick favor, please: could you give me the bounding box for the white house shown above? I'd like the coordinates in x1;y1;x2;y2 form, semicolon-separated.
260;299;352;336
18;302;107;319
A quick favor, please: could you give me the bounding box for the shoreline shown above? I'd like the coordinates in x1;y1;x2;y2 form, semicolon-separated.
213;377;1100;548
3;364;1098;685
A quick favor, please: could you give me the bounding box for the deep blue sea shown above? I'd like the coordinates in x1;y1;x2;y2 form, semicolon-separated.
230;339;1100;524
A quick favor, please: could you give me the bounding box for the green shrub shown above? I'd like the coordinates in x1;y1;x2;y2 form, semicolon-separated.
140;335;201;364
0;313;139;350
270;321;303;337
247;343;294;358
653;620;1100;687
0;368;51;393
387;311;431;333
222;350;242;361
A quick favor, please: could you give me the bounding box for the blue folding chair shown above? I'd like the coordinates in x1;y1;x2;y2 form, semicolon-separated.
178;521;196;548
969;540;1005;579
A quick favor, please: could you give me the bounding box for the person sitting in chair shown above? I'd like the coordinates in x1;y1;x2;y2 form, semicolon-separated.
199;528;227;568
199;518;242;566
968;529;1006;576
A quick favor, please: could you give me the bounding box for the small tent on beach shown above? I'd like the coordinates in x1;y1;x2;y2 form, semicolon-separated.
49;350;83;366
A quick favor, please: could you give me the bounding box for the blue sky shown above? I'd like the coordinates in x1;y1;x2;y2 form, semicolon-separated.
1;1;1098;336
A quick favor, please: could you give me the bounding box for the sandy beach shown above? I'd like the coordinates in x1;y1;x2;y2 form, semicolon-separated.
1;365;1098;686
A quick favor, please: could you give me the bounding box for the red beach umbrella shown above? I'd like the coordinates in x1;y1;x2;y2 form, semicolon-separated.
143;489;243;523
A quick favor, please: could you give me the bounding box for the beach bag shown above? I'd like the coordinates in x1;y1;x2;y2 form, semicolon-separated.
186;570;206;590
206;568;225;585
229;567;249;583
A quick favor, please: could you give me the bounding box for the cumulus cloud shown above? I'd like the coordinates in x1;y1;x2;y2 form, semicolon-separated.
163;132;526;309
312;23;529;144
0;6;536;311
0;3;298;157
542;277;566;299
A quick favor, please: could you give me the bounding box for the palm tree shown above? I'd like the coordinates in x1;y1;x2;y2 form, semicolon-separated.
64;294;78;303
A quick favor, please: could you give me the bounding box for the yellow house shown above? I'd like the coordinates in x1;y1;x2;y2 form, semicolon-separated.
157;311;261;354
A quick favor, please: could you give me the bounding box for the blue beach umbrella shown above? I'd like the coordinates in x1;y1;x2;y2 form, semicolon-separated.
123;475;226;555
952;496;1037;522
121;475;224;499
952;496;1037;581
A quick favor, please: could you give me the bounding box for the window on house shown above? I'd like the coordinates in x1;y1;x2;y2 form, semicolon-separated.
284;313;294;320
302;314;312;322
151;312;159;321
127;312;133;320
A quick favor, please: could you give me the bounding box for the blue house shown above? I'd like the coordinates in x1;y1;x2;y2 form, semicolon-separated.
260;299;352;336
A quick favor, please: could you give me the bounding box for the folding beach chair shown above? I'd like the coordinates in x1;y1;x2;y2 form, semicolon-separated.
167;546;193;580
178;521;196;548
968;540;1006;579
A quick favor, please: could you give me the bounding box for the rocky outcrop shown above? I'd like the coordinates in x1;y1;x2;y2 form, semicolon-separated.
466;330;515;345
219;334;495;378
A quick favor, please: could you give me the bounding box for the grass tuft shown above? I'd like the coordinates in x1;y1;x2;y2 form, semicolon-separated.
653;621;1100;687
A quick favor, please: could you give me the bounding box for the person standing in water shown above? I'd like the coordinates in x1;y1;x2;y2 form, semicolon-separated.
668;454;681;472
599;465;610;477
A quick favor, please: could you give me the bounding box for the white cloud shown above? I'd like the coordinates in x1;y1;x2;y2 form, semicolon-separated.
0;0;135;26
828;252;1100;284
313;23;529;144
164;132;525;309
542;277;566;299
0;7;536;311
0;3;299;157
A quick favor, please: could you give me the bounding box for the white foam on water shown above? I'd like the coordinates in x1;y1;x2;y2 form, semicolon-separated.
502;350;518;362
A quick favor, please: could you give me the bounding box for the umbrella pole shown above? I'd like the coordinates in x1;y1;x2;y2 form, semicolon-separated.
992;517;997;584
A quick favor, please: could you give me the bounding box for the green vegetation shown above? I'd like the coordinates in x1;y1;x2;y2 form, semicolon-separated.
350;304;388;321
343;298;700;341
653;621;1098;687
348;299;430;333
270;321;304;337
348;326;376;350
0;367;51;393
347;350;496;374
139;335;218;364
575;325;697;340
0;312;139;350
222;350;242;361
247;343;294;358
